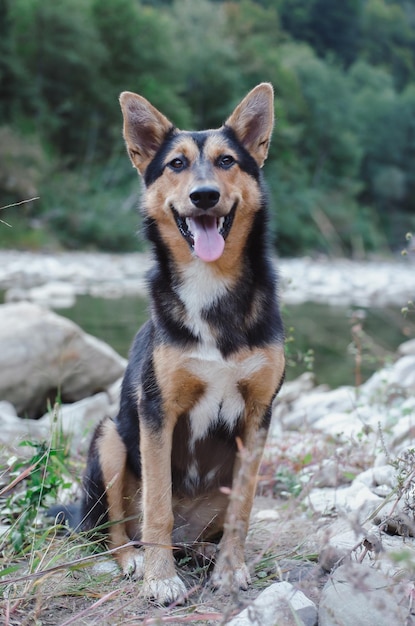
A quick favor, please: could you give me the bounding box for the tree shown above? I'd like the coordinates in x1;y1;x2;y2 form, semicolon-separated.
169;0;242;128
277;0;361;66
92;0;191;129
9;0;106;158
360;0;415;88
0;0;16;121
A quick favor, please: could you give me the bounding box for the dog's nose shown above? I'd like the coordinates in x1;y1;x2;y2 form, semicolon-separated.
189;187;220;210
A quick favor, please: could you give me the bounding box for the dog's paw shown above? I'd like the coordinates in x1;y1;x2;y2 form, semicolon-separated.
143;575;187;605
210;562;251;591
119;550;145;580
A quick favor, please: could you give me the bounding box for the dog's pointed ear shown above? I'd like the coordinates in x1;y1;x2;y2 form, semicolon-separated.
225;83;274;167
119;92;174;175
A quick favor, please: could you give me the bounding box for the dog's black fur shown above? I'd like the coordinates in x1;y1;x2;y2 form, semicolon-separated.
59;84;285;604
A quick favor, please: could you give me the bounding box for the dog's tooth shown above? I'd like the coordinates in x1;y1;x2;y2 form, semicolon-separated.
218;217;224;231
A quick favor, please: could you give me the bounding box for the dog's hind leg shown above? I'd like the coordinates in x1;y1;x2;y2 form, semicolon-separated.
97;418;144;579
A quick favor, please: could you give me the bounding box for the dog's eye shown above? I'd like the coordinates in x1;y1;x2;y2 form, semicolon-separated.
168;157;186;171
218;155;235;169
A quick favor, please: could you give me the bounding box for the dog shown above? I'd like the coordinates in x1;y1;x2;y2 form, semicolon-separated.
80;83;285;604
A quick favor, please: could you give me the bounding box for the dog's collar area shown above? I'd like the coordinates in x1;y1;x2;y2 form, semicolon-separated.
171;204;237;262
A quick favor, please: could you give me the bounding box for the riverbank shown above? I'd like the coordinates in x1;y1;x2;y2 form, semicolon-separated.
0;249;414;308
0;297;415;624
1;251;415;624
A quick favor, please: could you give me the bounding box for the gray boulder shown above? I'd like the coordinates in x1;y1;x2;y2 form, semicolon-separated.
398;338;415;356
0;302;126;418
319;563;410;626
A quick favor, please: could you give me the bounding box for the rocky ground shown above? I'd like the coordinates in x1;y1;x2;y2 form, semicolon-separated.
0;251;415;625
0;249;414;307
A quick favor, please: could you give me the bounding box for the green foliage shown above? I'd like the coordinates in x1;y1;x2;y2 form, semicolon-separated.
8;0;106;156
360;0;415;88
1;406;73;556
278;0;362;66
0;0;414;256
0;126;46;200
169;0;241;128
41;158;142;251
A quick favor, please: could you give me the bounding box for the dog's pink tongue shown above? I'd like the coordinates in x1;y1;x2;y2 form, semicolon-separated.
189;216;225;262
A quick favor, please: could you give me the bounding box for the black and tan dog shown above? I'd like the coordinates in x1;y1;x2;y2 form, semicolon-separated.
81;83;285;603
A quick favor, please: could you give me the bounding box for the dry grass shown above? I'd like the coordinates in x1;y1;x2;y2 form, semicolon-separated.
0;410;327;626
0;501;323;626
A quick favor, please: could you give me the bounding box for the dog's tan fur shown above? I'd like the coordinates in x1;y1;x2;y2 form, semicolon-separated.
80;84;285;604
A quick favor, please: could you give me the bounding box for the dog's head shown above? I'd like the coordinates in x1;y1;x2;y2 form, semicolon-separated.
119;84;274;266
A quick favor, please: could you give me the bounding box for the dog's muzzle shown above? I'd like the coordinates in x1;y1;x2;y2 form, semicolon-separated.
171;201;237;263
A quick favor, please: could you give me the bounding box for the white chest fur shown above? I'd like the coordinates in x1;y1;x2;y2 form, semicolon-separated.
186;347;266;446
177;260;265;446
177;260;230;344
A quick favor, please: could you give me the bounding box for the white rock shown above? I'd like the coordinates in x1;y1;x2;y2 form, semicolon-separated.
312;411;365;439
38;392;114;453
227;581;317;626
309;458;357;488
0;401;17;419
0;393;115;452
254;509;280;522
398;339;415;356
106;377;123;406
306;482;383;520
279;258;414;307
275;372;316;404
319;529;366;572
360;368;392;400
5;281;77;309
371;535;415;577
90;558;120;576
0;410;49;446
353;465;396;490
361;356;415;400
319;563;409;626
0;302;126;417
391;356;415;390
281;386;357;430
0;252;413;306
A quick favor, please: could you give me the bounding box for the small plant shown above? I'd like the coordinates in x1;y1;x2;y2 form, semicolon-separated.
372;448;415;539
401;300;415;318
401;233;414;317
392;449;415;528
401;231;414;258
348;308;394;388
0;403;74;556
285;323;315;373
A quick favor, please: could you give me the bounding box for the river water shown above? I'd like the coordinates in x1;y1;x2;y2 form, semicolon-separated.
59;294;413;389
1;251;413;388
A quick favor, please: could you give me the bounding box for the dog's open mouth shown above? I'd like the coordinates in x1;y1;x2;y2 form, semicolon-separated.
172;204;236;263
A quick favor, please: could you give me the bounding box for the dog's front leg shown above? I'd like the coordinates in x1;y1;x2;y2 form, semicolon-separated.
211;347;285;591
139;421;187;604
210;424;268;591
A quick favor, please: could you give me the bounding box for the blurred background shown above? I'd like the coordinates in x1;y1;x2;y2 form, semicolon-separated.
1;0;414;387
1;0;415;257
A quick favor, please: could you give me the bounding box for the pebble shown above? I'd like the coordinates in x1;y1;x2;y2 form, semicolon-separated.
227;581;317;626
